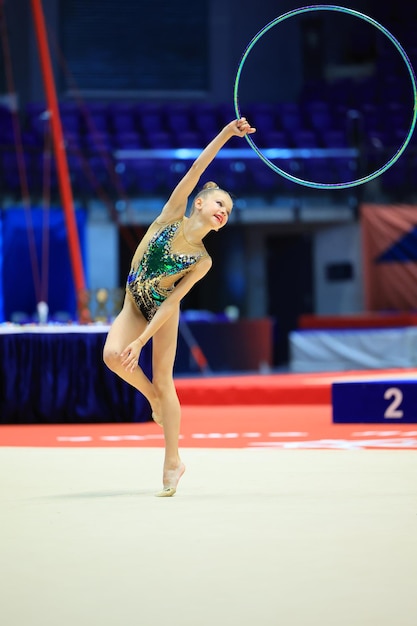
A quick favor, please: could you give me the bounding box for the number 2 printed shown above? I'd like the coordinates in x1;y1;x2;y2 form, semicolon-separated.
384;387;404;419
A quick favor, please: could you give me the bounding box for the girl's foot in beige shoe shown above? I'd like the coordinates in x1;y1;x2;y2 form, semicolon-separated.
151;412;163;427
155;462;185;497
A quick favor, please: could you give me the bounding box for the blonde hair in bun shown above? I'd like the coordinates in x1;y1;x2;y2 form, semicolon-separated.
190;181;232;215
202;181;220;191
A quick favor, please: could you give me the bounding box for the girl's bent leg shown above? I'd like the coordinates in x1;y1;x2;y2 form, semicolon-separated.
103;296;160;416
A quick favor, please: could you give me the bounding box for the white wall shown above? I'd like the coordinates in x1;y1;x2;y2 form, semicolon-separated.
314;222;365;314
86;220;119;290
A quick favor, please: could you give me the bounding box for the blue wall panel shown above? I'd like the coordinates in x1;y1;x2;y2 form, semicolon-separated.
1;207;86;321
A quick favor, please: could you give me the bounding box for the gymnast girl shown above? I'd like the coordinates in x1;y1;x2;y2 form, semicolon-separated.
103;116;255;497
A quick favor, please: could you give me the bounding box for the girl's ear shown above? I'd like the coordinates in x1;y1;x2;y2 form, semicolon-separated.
194;196;203;210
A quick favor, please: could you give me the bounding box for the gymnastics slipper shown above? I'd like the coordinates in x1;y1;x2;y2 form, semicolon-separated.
152;412;163;427
155;462;185;498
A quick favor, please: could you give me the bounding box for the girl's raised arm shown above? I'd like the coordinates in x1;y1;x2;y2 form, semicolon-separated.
157;117;255;223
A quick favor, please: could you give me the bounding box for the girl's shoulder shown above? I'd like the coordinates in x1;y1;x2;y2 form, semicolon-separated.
144;216;182;238
154;215;183;227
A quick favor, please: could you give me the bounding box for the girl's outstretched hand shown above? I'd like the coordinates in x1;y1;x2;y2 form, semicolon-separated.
228;117;256;137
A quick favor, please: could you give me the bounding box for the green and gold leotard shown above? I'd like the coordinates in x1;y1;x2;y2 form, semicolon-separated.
126;217;208;321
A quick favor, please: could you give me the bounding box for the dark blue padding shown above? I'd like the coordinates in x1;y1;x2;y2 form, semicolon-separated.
332;380;417;423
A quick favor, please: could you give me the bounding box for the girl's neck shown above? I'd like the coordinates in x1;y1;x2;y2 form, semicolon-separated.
183;215;209;245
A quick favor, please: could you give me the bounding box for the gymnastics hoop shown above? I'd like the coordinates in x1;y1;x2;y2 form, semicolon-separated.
233;4;417;189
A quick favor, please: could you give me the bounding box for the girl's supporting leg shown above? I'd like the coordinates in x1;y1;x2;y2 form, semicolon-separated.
103;295;160;418
151;306;185;495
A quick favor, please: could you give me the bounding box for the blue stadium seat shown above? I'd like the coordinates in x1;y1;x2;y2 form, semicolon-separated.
276;102;305;132
164;103;194;133
250;159;279;194
84;131;113;155
113;130;143;149
172;130;203;148
108;102;137;134
115;159;162;195
303;101;334;132
247;103;279;135
302;157;335;185
256;129;289;150
290;129;319;149
135;102;166;134
145;131;174;149
191;102;220;134
59;109;82;136
320;129;350;148
84;102;110;134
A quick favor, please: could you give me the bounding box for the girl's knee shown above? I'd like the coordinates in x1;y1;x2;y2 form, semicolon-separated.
103;345;121;371
153;376;175;398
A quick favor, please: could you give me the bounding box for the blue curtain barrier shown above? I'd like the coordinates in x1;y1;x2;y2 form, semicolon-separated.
0;328;152;424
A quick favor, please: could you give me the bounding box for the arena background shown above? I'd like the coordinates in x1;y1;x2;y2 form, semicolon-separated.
1;3;417;624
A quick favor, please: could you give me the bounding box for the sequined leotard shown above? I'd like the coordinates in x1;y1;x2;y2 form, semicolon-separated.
126;217;209;321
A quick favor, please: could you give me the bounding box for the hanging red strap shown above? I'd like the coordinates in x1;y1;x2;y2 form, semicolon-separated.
30;0;89;321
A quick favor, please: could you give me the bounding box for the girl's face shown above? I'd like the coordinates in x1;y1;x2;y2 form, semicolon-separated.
199;190;233;230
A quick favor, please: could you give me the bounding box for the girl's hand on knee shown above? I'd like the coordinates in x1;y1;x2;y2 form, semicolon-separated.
121;338;143;372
